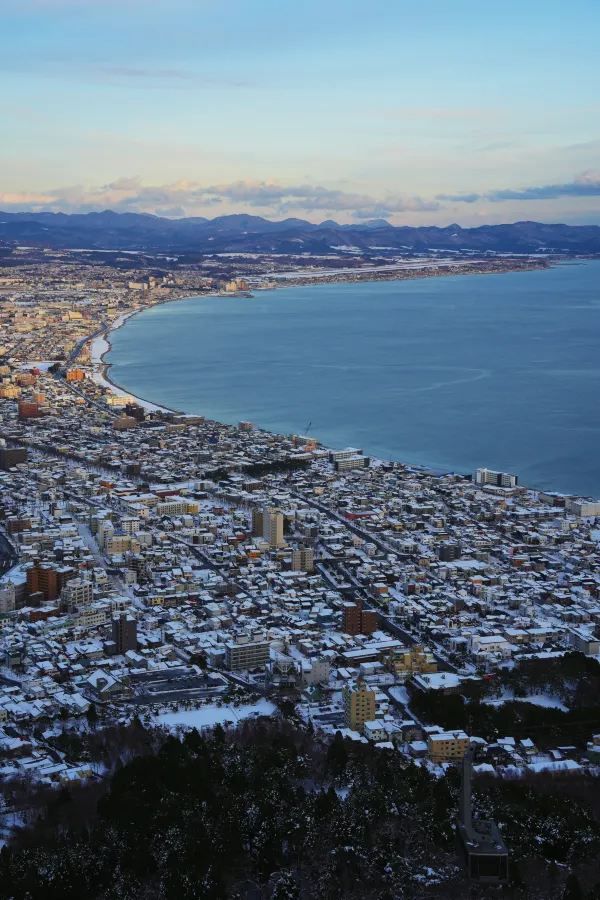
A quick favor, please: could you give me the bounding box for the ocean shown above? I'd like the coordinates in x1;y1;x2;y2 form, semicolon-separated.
107;260;600;497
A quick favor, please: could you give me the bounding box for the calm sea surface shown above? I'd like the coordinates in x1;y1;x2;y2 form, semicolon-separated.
108;261;600;496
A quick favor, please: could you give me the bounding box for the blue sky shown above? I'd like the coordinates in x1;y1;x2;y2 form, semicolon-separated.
2;0;600;224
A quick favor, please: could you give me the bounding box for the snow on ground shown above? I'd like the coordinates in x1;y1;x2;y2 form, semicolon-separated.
520;693;569;712
90;335;110;364
18;361;55;371
155;699;276;730
267;259;474;280
89;367;173;413
528;759;581;774
388;686;410;706
483;689;568;712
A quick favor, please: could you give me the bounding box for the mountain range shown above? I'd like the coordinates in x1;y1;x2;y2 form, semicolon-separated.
1;210;600;255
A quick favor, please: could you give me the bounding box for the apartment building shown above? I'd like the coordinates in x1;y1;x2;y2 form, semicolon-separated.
343;678;376;732
263;507;284;548
225;632;271;671
291;545;314;572
61;577;94;609
428;730;470;763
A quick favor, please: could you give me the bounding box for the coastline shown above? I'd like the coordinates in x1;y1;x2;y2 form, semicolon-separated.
83;258;594;497
91;306;184;414
92;255;553;416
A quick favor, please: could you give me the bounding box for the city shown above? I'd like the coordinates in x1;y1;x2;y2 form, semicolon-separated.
0;258;598;811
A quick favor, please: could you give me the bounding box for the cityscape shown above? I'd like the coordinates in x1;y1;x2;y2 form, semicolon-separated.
0;249;598;895
2;0;600;896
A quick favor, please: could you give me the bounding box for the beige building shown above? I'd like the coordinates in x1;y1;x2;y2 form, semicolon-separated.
291;546;314;572
105;534;139;555
76;604;109;629
62;577;94;609
428;730;470;763
263;507;284;548
156;497;199;517
388;644;437;680
225;632;271;671
343;678;376;732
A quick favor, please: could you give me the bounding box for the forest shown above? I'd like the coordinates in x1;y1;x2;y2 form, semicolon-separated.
1;715;599;899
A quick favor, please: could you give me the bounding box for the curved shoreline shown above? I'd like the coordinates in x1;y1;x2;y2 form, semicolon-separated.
91;295;224;414
87;260;598;497
94;308;179;414
95;260;554;416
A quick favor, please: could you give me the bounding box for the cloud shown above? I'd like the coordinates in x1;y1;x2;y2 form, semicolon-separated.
2;170;599;222
487;170;600;201
437;192;480;204
194;181;439;215
0;178;439;220
439;170;600;204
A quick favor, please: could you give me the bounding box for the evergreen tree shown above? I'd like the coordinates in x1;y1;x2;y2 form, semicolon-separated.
86;702;98;727
326;731;348;775
563;873;584;900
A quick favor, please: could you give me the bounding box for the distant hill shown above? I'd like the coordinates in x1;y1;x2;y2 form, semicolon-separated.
1;209;600;254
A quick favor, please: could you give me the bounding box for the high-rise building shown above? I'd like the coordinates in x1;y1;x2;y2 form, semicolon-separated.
112;415;138;431
61;577;94;610
291;546;314;572
438;542;462;562
0;447;27;470
112;612;137;654
387;645;437;680
474;468;518;488
225;632;271;671
457;750;509;882
125;403;145;422
342;601;377;636
26;562;74;602
251;508;264;537
18;400;41;420
263;507;284;548
343;678;376;732
0;583;16;614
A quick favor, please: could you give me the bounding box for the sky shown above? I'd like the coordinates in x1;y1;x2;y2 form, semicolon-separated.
1;0;600;225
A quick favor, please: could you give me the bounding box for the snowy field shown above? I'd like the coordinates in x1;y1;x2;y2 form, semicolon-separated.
155;699;276;731
483;689;569;712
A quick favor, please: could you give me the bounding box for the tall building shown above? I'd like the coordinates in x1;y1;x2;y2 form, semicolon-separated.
0;447;27;470
18;400;41;420
0;583;16;614
342;601;377;636
263;507;284;548
124;403;145;422
112;612;137;654
343;678;376;732
428;730;470;763
225;632;271;671
112;415;138;431
26;562;73;603
438;542;462;562
61;577;94;610
474;468;518;488
251;507;264;537
291;545;314;572
387;645;437;680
